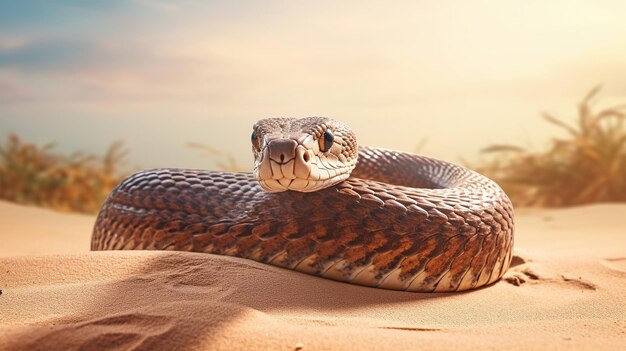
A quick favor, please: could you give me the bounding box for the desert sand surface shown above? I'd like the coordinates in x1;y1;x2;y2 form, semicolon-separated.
0;200;624;350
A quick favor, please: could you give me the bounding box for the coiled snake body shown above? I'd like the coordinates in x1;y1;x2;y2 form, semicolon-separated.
92;117;514;292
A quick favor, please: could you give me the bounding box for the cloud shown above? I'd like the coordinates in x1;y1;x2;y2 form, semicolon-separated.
0;33;247;103
0;1;129;29
133;0;184;13
2;1;626;108
0;39;106;70
0;76;34;102
0;35;30;52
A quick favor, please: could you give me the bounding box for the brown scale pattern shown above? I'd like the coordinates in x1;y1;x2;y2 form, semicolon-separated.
92;146;514;292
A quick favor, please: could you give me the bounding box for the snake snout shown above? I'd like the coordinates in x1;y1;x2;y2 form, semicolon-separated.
268;139;297;163
255;138;311;193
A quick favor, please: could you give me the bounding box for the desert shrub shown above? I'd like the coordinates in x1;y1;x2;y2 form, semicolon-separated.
0;135;129;213
474;87;626;207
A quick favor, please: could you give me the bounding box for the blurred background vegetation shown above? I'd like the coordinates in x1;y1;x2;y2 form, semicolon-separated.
473;87;626;207
0;135;128;213
1;88;624;214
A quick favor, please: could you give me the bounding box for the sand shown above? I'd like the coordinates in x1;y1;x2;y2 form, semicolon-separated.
0;200;624;350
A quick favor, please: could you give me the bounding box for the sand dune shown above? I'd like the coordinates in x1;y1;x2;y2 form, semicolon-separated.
0;201;624;350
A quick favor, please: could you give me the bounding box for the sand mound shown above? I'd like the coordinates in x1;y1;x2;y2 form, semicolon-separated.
0;201;625;350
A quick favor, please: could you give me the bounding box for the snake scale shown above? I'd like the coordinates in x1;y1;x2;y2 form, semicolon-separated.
92;117;514;292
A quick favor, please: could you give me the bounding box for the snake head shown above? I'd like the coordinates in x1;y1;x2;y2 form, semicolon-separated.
252;117;358;192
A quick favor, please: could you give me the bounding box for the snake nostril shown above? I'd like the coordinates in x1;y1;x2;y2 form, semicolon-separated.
303;151;311;163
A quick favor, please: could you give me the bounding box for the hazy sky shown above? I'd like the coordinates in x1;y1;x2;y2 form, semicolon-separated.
1;0;626;170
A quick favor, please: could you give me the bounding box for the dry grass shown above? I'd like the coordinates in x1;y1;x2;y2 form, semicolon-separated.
0;135;129;213
474;87;626;207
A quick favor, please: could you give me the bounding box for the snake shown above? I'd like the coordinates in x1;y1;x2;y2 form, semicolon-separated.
92;117;514;292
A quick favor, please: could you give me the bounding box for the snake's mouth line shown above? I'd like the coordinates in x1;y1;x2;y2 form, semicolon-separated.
256;157;345;193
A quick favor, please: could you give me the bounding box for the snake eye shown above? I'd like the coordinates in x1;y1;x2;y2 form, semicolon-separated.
251;130;260;151
320;129;334;152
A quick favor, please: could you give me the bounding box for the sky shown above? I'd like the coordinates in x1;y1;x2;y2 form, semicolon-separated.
1;0;626;171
